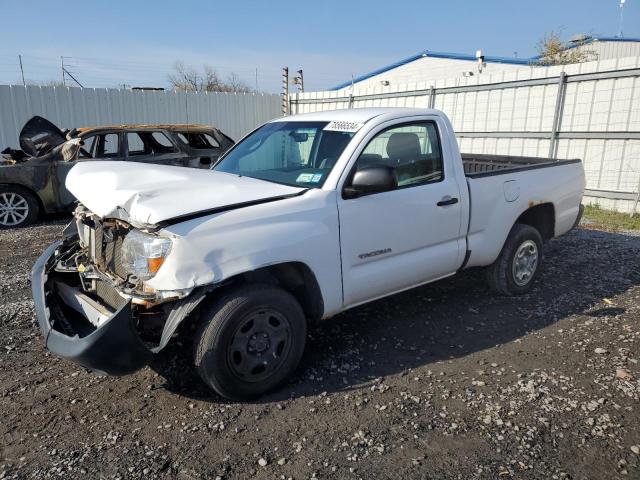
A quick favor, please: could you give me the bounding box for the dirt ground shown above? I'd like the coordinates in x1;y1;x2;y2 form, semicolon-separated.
1;220;639;480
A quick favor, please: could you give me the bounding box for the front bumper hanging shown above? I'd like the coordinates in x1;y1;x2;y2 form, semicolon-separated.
31;241;154;375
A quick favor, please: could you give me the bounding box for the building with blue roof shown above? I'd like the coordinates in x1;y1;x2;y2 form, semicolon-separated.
330;36;640;91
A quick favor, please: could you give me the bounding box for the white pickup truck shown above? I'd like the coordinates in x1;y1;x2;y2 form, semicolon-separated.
32;108;585;400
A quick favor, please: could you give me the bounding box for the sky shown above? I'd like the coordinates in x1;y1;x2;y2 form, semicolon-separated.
1;0;639;93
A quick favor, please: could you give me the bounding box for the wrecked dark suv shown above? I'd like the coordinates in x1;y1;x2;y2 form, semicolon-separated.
0;116;234;228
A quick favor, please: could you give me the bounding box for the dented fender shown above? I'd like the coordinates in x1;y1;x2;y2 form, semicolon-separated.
145;189;344;318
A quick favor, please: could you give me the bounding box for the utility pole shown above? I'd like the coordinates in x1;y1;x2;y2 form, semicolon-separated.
255;67;259;93
18;55;25;86
59;56;84;88
282;67;289;116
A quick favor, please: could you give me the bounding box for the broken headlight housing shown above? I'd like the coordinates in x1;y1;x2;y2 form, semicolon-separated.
121;230;172;281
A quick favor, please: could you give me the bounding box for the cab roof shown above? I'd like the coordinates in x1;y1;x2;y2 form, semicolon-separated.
271;107;441;124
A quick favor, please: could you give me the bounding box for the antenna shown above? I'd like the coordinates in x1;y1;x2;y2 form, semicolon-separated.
619;0;625;38
18;55;25;86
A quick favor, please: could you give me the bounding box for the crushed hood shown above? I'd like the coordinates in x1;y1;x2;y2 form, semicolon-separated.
66;161;306;227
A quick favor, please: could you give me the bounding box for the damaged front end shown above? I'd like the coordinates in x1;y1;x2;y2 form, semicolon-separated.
32;206;206;375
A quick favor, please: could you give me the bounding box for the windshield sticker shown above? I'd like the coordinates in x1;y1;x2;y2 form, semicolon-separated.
296;173;315;183
324;120;365;133
296;172;323;183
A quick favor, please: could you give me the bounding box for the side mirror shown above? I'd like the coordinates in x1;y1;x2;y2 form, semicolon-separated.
343;166;397;199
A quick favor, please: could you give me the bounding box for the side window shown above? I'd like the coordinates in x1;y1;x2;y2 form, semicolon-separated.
95;133;120;158
127;132;150;156
78;135;96;158
150;131;178;153
176;131;221;149
355;122;443;188
203;133;220;148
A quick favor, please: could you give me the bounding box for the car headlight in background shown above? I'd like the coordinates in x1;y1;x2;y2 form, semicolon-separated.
121;230;172;281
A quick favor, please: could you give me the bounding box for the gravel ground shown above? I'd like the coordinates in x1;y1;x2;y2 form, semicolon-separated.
1;220;639;479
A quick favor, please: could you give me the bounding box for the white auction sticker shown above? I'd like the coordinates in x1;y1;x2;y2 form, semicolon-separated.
324;120;365;132
296;173;315;183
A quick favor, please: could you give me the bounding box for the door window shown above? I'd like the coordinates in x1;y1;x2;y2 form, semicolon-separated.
78;135;96;158
77;134;118;159
354;122;443;188
96;133;120;158
150;131;178;153
127;132;149;156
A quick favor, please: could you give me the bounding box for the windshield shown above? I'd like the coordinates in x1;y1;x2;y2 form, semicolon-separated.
213;121;354;188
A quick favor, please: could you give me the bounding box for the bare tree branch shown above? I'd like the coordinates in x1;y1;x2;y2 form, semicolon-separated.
168;62;252;93
225;73;252;93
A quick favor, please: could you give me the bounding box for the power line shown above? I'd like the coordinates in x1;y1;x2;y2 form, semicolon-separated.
0;53;344;92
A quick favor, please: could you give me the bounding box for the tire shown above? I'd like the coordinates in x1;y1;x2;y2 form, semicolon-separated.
486;223;543;296
193;284;307;400
0;185;39;229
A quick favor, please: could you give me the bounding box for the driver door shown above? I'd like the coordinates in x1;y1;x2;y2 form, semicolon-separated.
337;119;466;307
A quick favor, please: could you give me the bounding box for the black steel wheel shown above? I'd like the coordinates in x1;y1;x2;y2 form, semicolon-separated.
193;284;306;400
227;307;293;383
486;223;543;296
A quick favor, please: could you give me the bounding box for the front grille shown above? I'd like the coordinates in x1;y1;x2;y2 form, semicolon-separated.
85;218;128;279
104;235;126;278
94;221;104;265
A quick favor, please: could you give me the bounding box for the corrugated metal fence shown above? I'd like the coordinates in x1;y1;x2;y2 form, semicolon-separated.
291;56;640;213
0;85;281;148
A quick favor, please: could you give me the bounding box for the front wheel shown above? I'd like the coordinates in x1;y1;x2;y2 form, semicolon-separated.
193;284;307;400
486;223;543;296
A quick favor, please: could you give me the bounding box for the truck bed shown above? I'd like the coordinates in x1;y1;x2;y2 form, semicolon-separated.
461;153;581;178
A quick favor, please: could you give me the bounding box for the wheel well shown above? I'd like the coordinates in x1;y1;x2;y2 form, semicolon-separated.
516;203;555;241
231;262;325;321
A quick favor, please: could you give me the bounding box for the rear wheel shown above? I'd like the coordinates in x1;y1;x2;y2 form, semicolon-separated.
486;223;543;296
0;185;39;229
193;284;307;400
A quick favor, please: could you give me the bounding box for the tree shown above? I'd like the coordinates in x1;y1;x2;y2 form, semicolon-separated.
168;61;252;93
23;80;67;87
225;72;252;93
535;32;598;66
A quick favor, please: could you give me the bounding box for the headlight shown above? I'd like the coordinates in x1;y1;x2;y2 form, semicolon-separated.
121;230;172;281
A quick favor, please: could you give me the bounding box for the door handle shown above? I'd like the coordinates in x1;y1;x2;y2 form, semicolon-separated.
437;196;459;206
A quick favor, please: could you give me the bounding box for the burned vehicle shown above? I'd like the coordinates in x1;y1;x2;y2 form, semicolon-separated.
0;116;234;228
